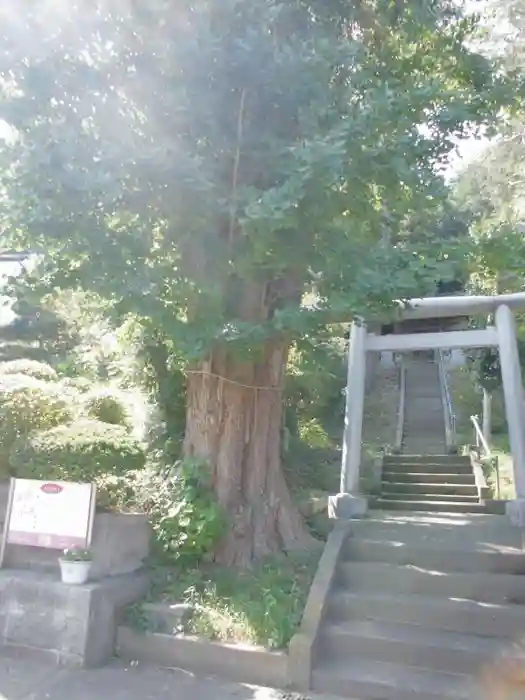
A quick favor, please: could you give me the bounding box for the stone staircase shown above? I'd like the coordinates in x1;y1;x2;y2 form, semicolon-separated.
312;511;525;700
309;349;524;699
402;356;446;455
373;455;489;513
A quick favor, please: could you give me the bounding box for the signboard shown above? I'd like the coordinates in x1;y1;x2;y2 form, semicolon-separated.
0;478;96;564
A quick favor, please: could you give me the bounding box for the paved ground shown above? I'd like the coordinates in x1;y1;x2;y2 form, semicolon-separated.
0;651;343;700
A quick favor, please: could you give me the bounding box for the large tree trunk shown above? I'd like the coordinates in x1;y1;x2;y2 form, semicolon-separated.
183;338;310;567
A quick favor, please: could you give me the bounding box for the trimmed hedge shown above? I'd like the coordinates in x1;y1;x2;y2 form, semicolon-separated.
0;359;57;381
0;376;73;476
9;419;146;482
83;389;133;430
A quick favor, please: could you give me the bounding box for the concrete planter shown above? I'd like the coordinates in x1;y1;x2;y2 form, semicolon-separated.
59;558;92;585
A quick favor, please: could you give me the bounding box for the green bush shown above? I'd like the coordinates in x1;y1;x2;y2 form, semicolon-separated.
0;376;73;476
9;419;146;482
0;359;57;381
83;389;133;429
131;458;225;564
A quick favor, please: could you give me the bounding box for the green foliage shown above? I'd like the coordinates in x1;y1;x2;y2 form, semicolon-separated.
286;334;346;425
83;389;134;430
0;0;513;358
61;547;92;562
448;365;507;445
0;359;57;381
131;459;226;565
9;419;146;482
141;336;187;442
297;417;332;450
8;279;148;388
0;375;73;475
150;550;320;649
451;0;525;296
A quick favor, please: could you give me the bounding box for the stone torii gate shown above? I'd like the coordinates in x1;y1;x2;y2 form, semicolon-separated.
330;292;525;525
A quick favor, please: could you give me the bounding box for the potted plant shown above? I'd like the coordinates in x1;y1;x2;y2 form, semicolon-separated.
59;547;93;585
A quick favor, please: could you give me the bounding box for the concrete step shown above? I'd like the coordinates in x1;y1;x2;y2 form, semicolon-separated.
383;463;473;474
404;426;444;431
382;472;475;484
405;403;442;408
328;589;525;638
372;499;487;513
382;483;478;497
401;450;449;457
379;493;481;503
405;402;444;408
318;619;511;675
402;442;447;451
312;657;472;700
405;406;443;411
385;455;470;465
405;396;441;401
337;561;525;603
405;383;441;388
405;382;441;387
345;520;525;574
405;390;442;395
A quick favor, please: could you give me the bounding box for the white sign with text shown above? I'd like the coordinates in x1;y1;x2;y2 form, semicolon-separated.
4;478;95;551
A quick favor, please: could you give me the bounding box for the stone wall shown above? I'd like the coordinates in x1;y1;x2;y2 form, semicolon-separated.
0;481;151;667
0;568;149;666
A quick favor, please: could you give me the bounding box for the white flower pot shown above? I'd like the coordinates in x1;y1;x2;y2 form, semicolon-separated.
59;559;92;585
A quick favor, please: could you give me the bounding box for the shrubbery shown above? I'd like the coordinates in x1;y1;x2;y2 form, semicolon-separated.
0;376;73;475
0;359;57;381
83;389;133;430
9;419;146;482
130;458;225;564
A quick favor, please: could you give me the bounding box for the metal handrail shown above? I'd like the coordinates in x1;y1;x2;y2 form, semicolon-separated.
437;349;456;450
470;414;491;456
471;414;500;499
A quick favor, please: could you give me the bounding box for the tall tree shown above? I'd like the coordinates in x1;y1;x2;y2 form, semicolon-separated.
451;0;525;293
0;0;511;564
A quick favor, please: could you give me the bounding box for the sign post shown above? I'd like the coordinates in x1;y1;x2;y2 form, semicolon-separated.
0;478;96;567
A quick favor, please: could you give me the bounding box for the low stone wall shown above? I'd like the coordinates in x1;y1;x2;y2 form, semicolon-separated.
117;627;289;688
288;522;350;690
0;568;149;666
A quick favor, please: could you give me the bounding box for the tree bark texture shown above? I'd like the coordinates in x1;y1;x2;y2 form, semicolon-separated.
183;339;309;567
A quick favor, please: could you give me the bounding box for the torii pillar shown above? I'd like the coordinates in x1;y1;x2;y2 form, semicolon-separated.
328;320;368;519
496;305;525;525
